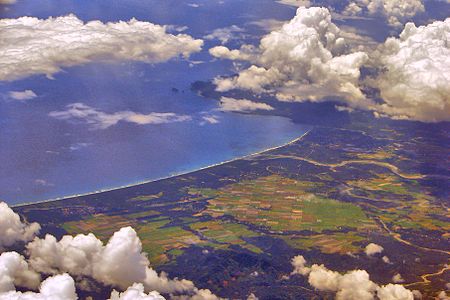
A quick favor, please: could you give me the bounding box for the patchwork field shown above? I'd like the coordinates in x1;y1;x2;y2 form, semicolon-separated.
281;232;366;255
189;220;262;254
192;175;375;232
63;214;135;241
25;126;448;299
347;174;450;232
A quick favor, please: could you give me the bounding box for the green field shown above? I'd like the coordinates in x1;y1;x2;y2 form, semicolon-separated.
190;221;262;254
348;174;450;232
281;232;366;254
192;175;375;232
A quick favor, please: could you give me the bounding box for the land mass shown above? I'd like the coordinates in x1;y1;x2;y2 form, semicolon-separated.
13;118;450;299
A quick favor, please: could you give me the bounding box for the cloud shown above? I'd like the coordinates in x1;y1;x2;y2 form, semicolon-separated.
370;18;450;122
365;243;384;256
392;273;405;283
0;202;216;299
209;45;255;61
166;25;189;33
34;179;54;187
412;290;423;299
249;19;285;32
204;25;245;44
377;284;415;300
201;116;220;125
0;202;40;250
219;97;274;112
343;0;425;27
0;270;216;300
0;252;41;293
172;289;221;300
210;7;371;107
0;14;203;81
291;255;414;300
382;256;392;264
68;142;91;151
26;226;219;299
49;103;191;130
210;7;450;122
276;0;310;7
8;90;37;101
26;227;195;294
109;283;166;300
0;273;77;300
247;293;258;300
291;255;311;276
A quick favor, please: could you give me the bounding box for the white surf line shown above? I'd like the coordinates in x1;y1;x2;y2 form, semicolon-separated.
13;130;312;208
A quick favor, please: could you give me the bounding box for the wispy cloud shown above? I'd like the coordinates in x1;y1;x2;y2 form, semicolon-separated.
249;19;285;31
276;0;310;7
49;103;191;130
200;115;220;125
204;25;245;44
34;179;55;187
69;142;92;151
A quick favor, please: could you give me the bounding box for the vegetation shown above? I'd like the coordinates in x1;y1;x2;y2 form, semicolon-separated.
192;175;374;232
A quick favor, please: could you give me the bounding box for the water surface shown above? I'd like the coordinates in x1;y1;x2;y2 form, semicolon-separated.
0;0;312;204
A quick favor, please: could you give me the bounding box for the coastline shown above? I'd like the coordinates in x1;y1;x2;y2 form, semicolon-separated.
13;130;311;208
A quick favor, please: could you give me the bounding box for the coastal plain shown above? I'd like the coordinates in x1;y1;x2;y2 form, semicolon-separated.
15;120;450;299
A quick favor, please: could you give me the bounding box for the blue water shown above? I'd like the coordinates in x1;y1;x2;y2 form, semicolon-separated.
8;0;448;204
0;59;309;204
0;0;313;204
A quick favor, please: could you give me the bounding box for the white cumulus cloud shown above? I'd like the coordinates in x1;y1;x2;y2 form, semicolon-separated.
26;227;195;294
0;202;40;250
0;252;40;293
172;288;222;300
0;202;218;299
343;0;425;27
365;243;384;256
210;7;371;107
382;256;392;264
378;284;415;300
26;226;219;299
219;97;274;112
291;255;414;300
392;273;405;283
209;6;450;123
370;18;450;122
109;283;166;300
0;14;203;81
49;103;191;130
0;273;77;300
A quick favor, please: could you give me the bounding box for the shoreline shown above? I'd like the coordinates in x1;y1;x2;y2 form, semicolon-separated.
13;130;311;208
